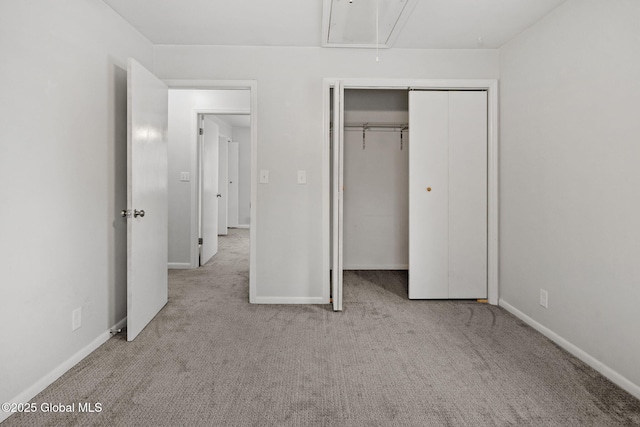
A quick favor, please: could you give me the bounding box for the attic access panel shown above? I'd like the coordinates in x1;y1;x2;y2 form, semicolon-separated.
322;0;418;48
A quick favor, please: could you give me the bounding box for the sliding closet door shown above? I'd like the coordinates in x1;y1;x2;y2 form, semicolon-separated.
408;90;487;299
409;91;449;299
448;91;487;298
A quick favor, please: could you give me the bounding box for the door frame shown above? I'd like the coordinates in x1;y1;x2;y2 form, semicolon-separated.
165;80;258;303
322;78;499;306
194;109;250;267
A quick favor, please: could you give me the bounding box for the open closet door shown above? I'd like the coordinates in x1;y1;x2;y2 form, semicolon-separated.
126;58;168;341
332;81;344;311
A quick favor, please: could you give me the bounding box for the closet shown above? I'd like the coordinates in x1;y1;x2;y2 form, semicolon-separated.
343;90;409;271
331;85;489;310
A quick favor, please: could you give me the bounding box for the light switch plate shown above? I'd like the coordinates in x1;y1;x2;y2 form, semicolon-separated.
297;170;307;184
180;172;190;182
260;170;269;184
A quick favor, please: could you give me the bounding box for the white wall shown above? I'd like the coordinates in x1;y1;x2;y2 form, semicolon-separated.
167;90;250;267
0;0;153;415
234;127;252;226
155;46;499;300
499;0;640;395
343;90;409;269
207;115;233;139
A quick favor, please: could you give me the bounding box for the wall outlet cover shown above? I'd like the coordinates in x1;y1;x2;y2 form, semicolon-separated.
72;307;82;331
297;170;307;184
539;289;548;309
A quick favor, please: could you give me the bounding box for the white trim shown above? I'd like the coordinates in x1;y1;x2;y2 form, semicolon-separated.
486;82;499;306
168;262;191;269
322;80;331;304
234;224;250;229
0;317;127;424
252;296;326;305
499;299;640;400
164;79;255;90
322;78;499;306
164;80;258;305
249;84;258;304
343;264;409;270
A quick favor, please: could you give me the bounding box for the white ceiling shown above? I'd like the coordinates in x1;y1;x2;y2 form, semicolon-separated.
103;0;566;49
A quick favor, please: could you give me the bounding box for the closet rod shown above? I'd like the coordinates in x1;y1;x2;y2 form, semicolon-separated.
345;122;408;130
330;122;408;132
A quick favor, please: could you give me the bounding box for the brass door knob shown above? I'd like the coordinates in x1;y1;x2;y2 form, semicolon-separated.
426;187;432;192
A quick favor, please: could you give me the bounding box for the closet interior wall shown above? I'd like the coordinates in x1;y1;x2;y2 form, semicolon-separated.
343;89;409;270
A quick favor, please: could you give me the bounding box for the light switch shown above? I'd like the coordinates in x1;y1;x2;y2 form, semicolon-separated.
297;170;307;184
180;172;190;182
260;170;269;184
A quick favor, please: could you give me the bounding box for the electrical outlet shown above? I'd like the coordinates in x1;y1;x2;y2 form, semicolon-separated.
72;307;82;331
539;289;548;309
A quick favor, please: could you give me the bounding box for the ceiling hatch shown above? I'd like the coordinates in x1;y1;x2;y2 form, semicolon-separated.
322;0;418;48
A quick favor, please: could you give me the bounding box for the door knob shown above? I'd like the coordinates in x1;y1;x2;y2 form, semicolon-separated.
121;209;130;218
134;209;145;218
217;194;222;198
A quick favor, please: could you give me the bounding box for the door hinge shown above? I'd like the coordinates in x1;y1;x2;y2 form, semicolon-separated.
198;238;203;245
199;128;203;135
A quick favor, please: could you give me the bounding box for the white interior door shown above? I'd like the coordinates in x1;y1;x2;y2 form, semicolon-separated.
126;58;168;341
408;90;487;299
218;136;228;236
200;116;219;265
227;142;239;228
332;81;344;311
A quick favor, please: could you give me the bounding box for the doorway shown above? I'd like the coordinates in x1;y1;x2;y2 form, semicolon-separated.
339;89;410;303
197;113;251;266
166;81;258;302
324;79;499;310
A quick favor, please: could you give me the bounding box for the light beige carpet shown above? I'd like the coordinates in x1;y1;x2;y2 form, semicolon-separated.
3;229;640;426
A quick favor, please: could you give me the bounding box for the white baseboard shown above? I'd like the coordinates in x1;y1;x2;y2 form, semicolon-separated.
499;299;640;400
234;224;250;229
343;264;408;270
168;262;191;269
251;296;326;304
0;317;126;424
